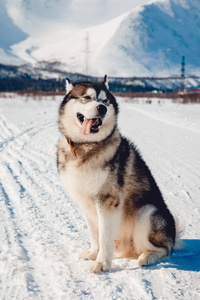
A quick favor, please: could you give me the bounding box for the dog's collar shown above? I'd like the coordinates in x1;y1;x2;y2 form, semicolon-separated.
65;136;76;156
65;126;117;157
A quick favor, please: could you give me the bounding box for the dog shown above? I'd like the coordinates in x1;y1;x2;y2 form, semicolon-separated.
57;75;176;273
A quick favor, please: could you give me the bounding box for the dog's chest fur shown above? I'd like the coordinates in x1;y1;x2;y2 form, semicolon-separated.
60;158;108;201
58;137;117;205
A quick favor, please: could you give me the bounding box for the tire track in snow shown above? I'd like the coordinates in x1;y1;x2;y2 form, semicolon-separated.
126;105;200;134
120;103;200;177
0;115;48;298
0;166;41;299
0;114;91;299
1;100;200;299
0;113;56;155
0;118;43;298
0;113;152;299
0;114;20;139
120;102;200;224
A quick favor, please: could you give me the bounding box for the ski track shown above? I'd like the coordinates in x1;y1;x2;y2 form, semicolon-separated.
0;97;200;300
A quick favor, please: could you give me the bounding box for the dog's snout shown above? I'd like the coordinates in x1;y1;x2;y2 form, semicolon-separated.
97;104;107;116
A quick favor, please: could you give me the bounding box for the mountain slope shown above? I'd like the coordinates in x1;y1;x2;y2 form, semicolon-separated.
95;0;200;76
0;0;28;65
2;0;200;76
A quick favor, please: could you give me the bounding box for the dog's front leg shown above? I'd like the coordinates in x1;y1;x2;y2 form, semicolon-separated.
90;200;121;274
79;212;99;261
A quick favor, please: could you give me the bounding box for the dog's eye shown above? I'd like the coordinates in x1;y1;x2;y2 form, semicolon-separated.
81;95;92;104
102;99;109;105
84;96;91;100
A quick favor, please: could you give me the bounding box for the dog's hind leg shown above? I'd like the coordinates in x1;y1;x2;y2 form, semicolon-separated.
90;199;122;274
134;205;175;267
138;248;168;267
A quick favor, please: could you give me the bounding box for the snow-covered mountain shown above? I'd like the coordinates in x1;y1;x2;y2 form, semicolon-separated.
0;0;28;65
96;0;200;77
1;0;200;77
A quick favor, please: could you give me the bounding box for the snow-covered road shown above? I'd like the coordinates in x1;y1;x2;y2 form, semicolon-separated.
0;95;200;299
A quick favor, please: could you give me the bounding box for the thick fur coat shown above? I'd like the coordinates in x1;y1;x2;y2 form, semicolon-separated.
57;76;176;273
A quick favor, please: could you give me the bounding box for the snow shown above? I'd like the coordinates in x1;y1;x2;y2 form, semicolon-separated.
4;0;149;71
98;0;200;77
2;0;200;76
0;94;200;299
0;0;27;65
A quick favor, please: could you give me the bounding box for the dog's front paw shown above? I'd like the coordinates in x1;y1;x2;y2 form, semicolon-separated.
89;261;111;274
79;249;98;261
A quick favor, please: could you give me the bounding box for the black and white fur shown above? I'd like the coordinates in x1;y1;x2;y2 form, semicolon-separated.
57;76;176;273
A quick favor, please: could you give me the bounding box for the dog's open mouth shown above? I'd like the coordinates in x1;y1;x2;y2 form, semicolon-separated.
77;113;102;135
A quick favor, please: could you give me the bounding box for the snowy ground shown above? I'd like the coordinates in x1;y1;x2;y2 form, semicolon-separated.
0;94;200;300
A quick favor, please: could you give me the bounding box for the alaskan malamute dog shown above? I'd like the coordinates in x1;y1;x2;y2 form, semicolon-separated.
57;76;176;273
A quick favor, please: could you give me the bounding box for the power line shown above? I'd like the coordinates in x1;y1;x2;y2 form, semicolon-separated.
83;32;91;80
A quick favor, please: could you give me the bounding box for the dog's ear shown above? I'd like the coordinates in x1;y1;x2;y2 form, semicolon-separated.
65;78;74;94
102;75;109;89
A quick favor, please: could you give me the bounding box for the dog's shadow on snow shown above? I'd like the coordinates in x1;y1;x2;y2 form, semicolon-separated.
153;239;200;272
112;239;200;273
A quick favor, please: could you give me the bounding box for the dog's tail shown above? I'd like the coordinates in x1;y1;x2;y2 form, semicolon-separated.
174;216;185;249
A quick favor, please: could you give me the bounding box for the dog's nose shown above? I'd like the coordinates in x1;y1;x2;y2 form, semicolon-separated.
97;104;107;116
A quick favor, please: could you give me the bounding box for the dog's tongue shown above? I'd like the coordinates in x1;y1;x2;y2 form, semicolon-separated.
82;117;93;135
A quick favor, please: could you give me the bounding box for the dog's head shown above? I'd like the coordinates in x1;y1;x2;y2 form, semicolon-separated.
59;76;119;143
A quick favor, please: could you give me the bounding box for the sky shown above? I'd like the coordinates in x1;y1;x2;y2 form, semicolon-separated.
5;0;151;34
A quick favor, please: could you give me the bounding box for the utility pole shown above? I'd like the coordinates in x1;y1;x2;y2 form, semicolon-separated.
181;56;185;91
83;32;90;80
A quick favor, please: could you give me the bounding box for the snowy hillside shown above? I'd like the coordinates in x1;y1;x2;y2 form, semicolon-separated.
0;94;200;299
95;0;200;76
1;0;200;77
0;0;27;65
